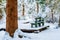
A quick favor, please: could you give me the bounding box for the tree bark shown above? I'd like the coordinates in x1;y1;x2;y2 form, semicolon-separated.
36;2;39;14
51;8;54;23
6;0;18;37
0;8;3;19
59;16;60;27
22;4;25;16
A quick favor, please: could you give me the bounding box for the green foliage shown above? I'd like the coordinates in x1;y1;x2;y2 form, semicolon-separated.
40;0;45;4
36;0;45;4
0;0;2;3
36;0;40;1
36;0;46;12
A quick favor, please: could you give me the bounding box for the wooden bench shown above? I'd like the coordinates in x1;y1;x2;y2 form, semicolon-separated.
31;17;44;28
31;23;37;28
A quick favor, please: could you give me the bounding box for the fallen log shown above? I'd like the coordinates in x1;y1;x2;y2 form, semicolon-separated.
38;26;49;32
21;29;38;33
0;28;6;31
21;26;49;33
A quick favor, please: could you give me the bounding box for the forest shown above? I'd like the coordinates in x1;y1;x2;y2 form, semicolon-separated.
0;0;60;40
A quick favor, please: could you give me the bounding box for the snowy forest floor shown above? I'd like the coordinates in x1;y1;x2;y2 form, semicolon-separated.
0;20;60;40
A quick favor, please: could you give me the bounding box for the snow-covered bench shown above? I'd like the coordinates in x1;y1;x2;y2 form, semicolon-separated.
31;17;44;28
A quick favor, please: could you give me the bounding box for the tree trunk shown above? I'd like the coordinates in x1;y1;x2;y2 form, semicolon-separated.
0;8;3;19
51;8;54;23
36;2;39;14
59;16;60;27
6;0;18;37
22;4;25;16
0;0;2;3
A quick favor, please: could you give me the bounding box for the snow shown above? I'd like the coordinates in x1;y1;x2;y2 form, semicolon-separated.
0;27;60;40
0;19;60;40
0;16;6;28
0;31;5;40
0;15;59;40
0;9;60;40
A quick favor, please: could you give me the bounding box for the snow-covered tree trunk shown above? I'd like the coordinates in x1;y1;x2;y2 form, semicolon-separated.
51;8;54;23
0;0;2;19
52;12;53;22
0;8;3;19
59;16;60;27
6;0;18;37
22;4;25;16
36;2;39;14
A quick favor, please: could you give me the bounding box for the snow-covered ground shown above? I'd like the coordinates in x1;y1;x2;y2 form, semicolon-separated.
0;19;60;40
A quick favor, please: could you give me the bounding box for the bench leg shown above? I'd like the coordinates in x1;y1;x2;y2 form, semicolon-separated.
41;22;44;26
31;24;33;28
35;24;37;28
38;23;41;27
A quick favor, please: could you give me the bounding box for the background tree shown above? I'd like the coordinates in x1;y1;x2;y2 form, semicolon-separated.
0;8;3;19
58;16;60;27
